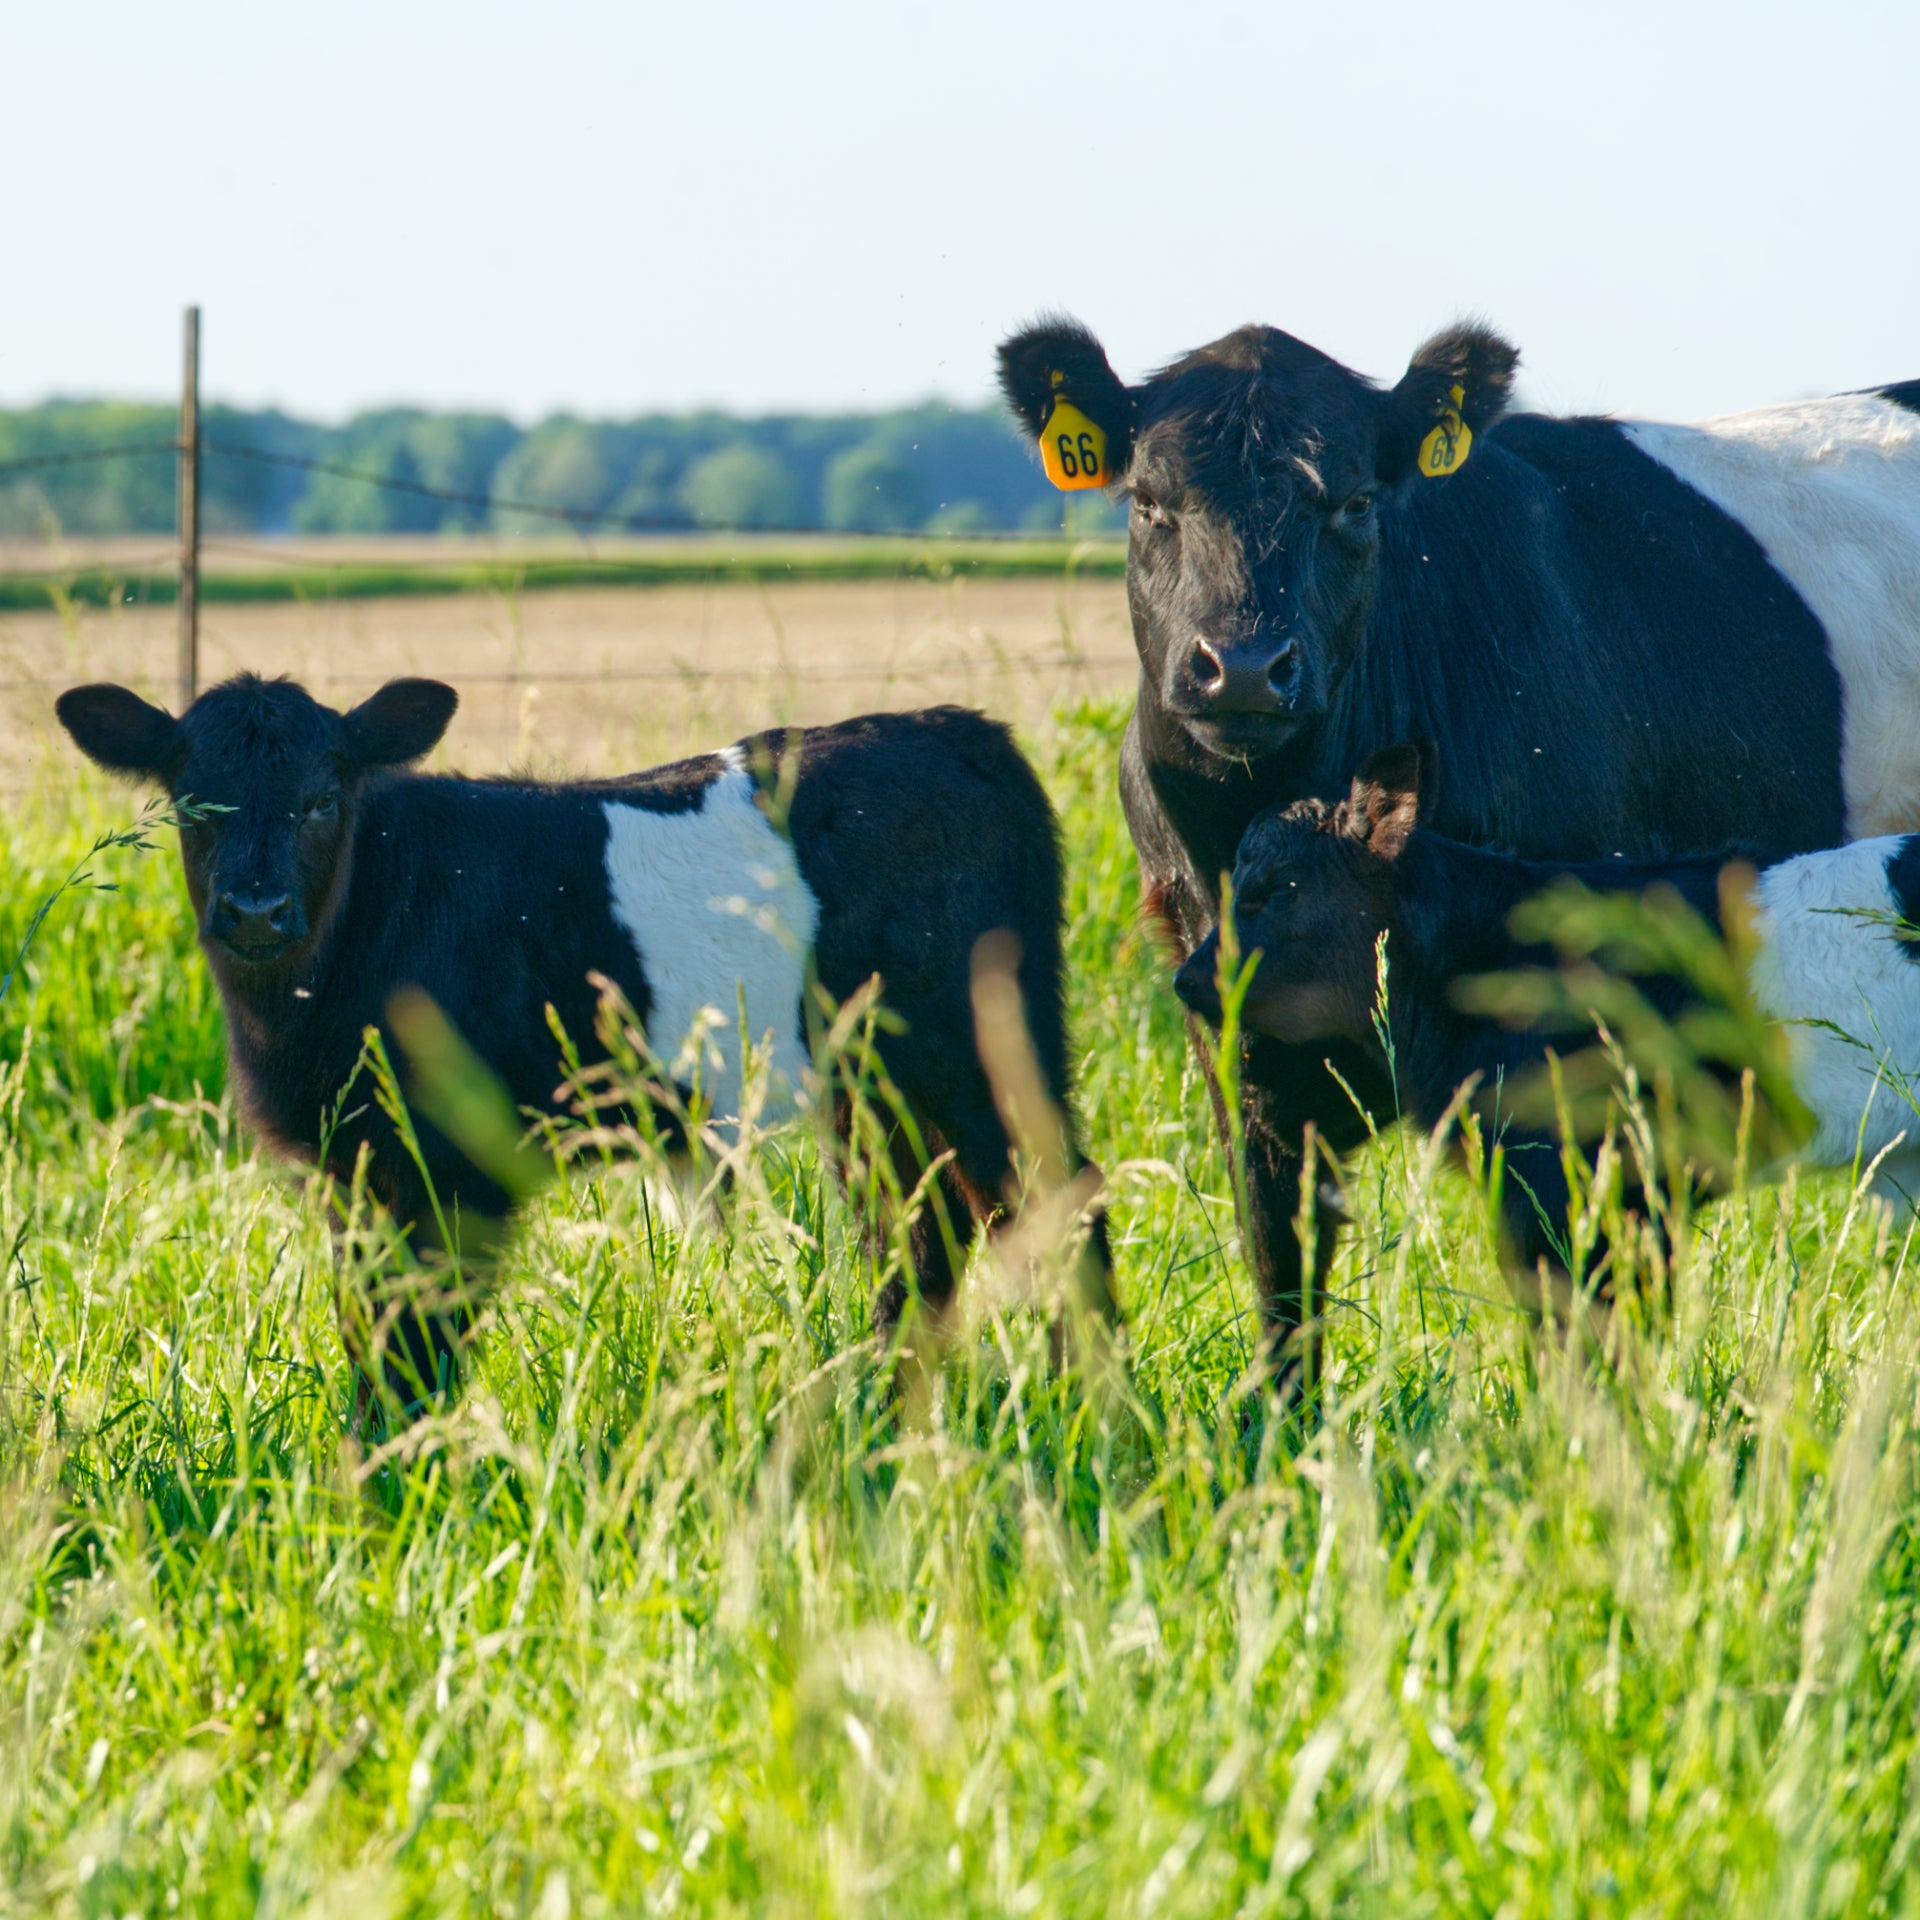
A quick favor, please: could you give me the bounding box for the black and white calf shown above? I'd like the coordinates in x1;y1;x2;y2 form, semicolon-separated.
56;674;1113;1406
998;309;1920;1368
1175;745;1920;1279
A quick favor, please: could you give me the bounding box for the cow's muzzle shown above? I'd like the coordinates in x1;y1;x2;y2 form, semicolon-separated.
208;887;306;963
1188;633;1305;715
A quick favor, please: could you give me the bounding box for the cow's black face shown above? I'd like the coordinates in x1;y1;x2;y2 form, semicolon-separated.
998;317;1518;768
1174;744;1430;1042
56;674;457;980
170;688;358;970
1125;334;1391;761
1174;803;1388;1044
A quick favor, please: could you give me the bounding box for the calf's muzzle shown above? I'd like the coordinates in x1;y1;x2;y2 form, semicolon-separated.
1173;937;1224;1024
209;887;304;957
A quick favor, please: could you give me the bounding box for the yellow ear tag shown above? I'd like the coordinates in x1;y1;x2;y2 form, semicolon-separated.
1039;377;1110;490
1417;383;1472;478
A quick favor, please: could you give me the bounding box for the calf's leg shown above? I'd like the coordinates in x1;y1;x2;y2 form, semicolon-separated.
1232;1040;1386;1396
337;1194;511;1431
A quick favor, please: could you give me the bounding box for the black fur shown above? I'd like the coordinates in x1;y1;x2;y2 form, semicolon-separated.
1175;755;1742;1275
58;675;1112;1409
1886;835;1920;967
1879;380;1920;418
997;309;1871;1376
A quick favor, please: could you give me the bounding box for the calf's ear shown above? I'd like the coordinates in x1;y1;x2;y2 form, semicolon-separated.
997;315;1135;485
344;679;458;768
55;684;180;782
1345;740;1434;858
1375;321;1520;484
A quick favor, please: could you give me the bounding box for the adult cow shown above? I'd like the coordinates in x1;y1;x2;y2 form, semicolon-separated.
998;312;1920;1373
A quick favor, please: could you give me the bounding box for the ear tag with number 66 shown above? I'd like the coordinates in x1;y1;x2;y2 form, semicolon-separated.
1039;373;1110;490
1417;383;1472;478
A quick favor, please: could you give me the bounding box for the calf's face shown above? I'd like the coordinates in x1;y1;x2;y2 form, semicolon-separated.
998;320;1517;764
56;675;456;974
1174;745;1428;1044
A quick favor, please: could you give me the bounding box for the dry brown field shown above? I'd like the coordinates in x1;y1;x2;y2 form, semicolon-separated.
0;563;1135;793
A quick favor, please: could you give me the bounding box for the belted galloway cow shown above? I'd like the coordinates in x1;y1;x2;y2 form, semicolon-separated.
998;311;1920;1379
1176;742;1920;1291
56;674;1112;1413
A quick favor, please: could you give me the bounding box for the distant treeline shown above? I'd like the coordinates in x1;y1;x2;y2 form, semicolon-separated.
0;399;1122;539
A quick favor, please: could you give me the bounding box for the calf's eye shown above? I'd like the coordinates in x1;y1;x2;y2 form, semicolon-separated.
306;793;339;820
1341;493;1374;520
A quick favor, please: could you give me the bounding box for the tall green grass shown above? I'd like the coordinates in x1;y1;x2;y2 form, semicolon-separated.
4;700;1919;1916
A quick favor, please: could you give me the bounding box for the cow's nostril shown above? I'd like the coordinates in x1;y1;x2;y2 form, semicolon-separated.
1266;640;1300;692
1190;638;1226;693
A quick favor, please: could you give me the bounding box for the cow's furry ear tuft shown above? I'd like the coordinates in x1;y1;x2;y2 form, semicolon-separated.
1376;321;1520;482
996;314;1135;466
1406;321;1519;430
55;684;180;783
344;679;458;768
1345;740;1434;858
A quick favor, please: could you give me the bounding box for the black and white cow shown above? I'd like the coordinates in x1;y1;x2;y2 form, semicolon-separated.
1175;743;1920;1279
998;313;1920;1374
55;674;1113;1409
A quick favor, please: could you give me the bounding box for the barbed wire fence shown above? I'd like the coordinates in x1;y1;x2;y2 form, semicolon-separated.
0;309;1130;713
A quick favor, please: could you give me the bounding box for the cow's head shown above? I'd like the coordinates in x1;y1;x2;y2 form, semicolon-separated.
998;316;1517;762
56;674;456;977
1174;743;1430;1043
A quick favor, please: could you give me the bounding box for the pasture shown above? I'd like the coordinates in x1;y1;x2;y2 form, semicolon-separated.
4;623;1920;1912
0;546;1135;791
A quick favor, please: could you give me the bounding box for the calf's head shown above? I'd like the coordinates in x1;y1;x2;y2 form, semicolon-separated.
999;317;1517;762
56;673;457;973
1174;744;1431;1043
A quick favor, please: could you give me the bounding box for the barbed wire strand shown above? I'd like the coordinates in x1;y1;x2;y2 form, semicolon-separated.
0;434;1118;547
0;441;178;475
198;439;1101;545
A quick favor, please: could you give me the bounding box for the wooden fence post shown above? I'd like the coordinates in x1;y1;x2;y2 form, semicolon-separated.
177;305;200;713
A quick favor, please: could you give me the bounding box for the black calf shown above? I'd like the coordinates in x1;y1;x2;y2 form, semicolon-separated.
1174;745;1738;1285
57;674;1113;1411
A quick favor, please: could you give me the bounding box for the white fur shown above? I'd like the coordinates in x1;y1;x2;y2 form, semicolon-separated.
601;754;820;1124
1749;836;1920;1183
1623;394;1920;838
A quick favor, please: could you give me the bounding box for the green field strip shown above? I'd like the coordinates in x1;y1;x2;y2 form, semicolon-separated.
0;539;1127;612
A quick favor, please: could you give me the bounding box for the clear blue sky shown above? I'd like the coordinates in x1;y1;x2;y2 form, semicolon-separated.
5;0;1913;425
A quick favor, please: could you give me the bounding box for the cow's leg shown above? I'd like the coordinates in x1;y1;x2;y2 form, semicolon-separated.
337;1173;510;1432
824;1091;973;1340
1228;1038;1386;1394
1239;1085;1335;1391
854;1087;1113;1350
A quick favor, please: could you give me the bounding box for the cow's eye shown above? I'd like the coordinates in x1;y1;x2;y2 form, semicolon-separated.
1133;494;1172;530
305;792;339;820
1339;493;1374;520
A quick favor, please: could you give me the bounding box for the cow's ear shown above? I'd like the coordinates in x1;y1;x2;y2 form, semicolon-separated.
55;684;181;782
1376;321;1519;484
996;315;1135;487
343;679;458;768
1345;740;1433;858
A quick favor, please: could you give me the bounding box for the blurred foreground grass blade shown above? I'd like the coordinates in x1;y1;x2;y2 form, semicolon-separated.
385;985;552;1205
1456;869;1814;1183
